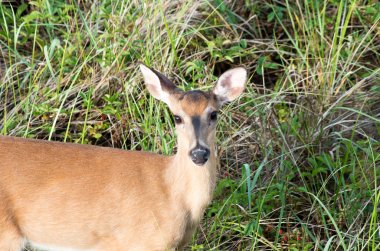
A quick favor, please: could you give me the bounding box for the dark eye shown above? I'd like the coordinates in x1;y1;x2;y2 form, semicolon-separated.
174;115;183;124
210;111;218;121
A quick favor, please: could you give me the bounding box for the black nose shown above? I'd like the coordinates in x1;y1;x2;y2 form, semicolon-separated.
190;146;210;166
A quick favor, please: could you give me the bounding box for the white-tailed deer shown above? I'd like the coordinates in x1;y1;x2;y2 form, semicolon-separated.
0;65;246;251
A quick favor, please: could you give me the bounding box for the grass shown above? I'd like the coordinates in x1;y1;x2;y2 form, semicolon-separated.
1;0;379;250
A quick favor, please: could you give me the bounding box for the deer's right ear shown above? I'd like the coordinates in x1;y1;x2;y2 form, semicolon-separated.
213;67;247;106
139;64;177;104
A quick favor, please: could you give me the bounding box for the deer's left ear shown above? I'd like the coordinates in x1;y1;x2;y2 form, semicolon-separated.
213;67;247;106
139;64;178;105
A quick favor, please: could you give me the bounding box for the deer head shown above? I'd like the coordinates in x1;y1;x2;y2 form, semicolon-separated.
140;64;247;166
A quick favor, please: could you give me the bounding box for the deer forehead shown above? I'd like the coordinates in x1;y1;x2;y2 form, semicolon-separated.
176;90;217;116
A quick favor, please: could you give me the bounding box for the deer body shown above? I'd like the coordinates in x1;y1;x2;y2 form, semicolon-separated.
0;65;246;251
0;136;215;250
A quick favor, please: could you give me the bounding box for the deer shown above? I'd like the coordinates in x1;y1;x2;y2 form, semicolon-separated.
0;64;247;251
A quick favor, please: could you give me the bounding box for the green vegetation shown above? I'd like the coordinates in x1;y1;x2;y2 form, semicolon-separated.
1;0;379;250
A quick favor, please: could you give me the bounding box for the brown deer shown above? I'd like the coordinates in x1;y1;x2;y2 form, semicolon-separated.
0;64;247;251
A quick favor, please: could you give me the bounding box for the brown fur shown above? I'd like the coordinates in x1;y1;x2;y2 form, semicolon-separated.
176;91;216;116
0;135;217;250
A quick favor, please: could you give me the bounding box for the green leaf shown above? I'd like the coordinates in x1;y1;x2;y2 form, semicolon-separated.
225;55;234;62
22;11;42;23
311;167;328;176
240;39;247;49
323;236;336;251
268;12;275;22
93;133;102;139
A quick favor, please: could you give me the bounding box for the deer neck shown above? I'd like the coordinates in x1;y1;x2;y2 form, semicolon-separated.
165;142;217;222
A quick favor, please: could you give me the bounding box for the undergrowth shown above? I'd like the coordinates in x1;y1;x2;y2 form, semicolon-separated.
0;0;379;250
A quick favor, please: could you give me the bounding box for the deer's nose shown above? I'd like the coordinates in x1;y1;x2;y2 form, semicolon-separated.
190;146;210;166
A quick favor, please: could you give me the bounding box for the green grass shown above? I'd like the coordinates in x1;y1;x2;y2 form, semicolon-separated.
1;0;379;250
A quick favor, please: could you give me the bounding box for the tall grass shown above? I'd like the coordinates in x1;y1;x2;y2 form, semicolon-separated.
0;0;379;250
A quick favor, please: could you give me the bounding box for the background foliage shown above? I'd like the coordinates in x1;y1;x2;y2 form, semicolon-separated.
0;0;379;250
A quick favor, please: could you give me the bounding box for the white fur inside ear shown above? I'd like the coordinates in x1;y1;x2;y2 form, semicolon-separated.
213;67;247;104
139;64;169;102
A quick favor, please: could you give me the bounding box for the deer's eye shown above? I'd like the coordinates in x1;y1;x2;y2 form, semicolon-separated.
210;111;218;121
174;115;183;124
